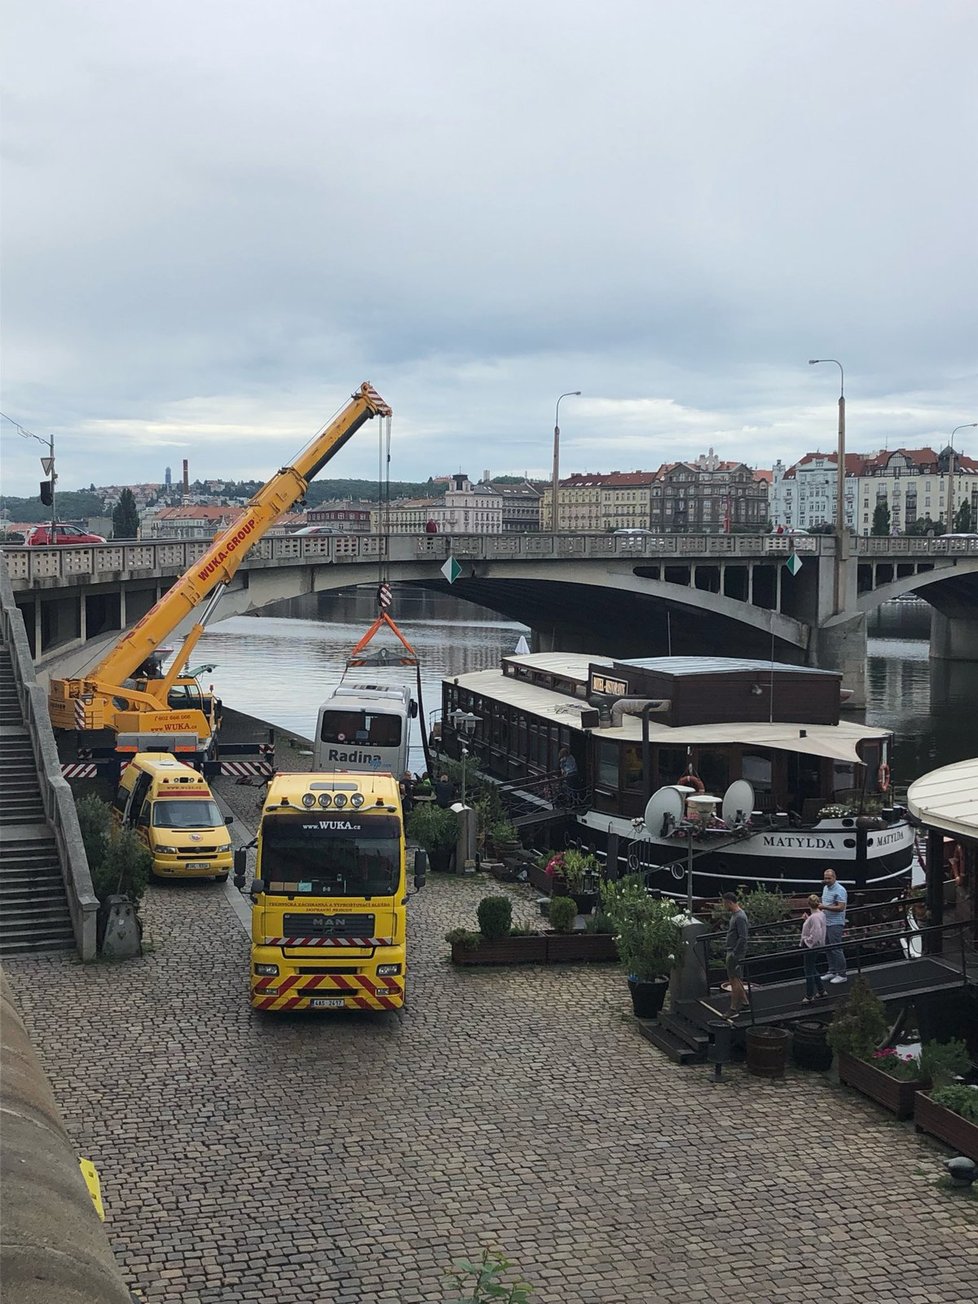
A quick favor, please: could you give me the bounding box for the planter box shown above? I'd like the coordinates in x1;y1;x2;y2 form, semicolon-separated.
837;1051;930;1120
545;933;617;963
451;936;548;965
914;1093;978;1162
450;933;617;966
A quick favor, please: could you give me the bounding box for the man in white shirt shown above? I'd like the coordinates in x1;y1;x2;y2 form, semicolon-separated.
821;867;848;983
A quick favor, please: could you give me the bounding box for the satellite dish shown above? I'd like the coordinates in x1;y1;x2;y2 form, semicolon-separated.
722;779;755;827
643;786;685;837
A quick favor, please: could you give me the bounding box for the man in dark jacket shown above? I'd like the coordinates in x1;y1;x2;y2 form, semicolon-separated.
434;773;455;808
722;892;750;1018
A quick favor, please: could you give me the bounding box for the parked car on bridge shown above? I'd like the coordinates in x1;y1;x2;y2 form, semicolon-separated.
25;524;106;546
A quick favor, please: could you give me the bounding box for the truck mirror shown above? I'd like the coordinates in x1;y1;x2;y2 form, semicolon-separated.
233;848;247;890
249;878;266;899
409;699;418;718
225;814;234;825
413;849;428;890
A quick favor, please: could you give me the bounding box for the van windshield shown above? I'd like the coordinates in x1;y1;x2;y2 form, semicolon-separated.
152;799;223;829
260;813;401;897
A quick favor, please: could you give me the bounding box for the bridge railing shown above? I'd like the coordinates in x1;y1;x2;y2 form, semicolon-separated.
16;528;978;587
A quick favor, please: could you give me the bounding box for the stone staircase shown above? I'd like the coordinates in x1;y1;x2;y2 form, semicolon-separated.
0;647;75;955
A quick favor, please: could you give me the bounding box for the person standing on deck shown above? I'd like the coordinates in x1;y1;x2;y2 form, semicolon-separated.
821;867;848;983
722;892;750;1018
800;894;828;1003
556;747;582;804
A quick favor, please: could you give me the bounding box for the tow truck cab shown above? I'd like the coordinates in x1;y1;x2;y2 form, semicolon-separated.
243;772;425;1013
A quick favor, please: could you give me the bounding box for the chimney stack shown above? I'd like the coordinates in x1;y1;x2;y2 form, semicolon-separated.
182;459;189;493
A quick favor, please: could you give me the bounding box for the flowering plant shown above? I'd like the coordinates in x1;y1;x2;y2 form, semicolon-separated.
870;1047;927;1081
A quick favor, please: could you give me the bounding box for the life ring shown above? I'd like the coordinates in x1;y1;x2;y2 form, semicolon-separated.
878;762;890;792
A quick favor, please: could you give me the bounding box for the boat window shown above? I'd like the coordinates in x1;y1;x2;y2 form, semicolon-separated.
832;762;855;794
860;741;881;790
741;752;773;792
597;740;618;788
622;744;644;792
655;746;687;788
696;750;729;795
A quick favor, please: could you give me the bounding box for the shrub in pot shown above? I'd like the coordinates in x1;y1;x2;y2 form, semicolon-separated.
477;895;513;941
407;803;458;871
826;977;889;1060
548;896;577;935
600;875;682;1018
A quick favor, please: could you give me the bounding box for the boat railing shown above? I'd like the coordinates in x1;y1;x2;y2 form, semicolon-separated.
495;774;590;819
693;919;969;1026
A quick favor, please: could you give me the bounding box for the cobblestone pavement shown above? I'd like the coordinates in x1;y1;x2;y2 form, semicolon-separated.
5;763;977;1301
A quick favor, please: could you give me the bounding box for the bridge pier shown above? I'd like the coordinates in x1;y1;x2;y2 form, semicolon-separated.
812;613;867;708
930;610;978;662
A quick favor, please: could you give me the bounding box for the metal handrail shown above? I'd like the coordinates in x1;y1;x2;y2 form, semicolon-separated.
700;919;968;1025
699;894;928;943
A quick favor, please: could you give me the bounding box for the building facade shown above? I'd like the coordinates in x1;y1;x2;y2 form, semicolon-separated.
485;480;542;532
650;452;768;534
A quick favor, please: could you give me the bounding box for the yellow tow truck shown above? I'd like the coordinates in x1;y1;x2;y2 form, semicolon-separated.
236;771;426;1012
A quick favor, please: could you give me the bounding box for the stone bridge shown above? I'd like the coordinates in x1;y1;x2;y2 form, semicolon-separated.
4;532;978;706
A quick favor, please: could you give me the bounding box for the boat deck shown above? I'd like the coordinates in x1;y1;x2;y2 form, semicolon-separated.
639;953;969;1064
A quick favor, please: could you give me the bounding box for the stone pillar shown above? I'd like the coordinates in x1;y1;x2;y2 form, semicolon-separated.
669;918;712;1006
812;612;867;708
930;610;978;662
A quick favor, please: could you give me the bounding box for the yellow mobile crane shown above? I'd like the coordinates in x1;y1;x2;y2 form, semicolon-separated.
50;383;392;771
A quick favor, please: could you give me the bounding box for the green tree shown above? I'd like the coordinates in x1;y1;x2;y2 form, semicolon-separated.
112;487;140;538
871;501;891;536
953;501;974;533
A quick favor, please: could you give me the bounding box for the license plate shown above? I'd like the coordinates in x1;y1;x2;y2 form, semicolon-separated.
186;862;210;870
309;998;345;1008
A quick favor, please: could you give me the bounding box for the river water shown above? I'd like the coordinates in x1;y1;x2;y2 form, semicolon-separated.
191;589;976;785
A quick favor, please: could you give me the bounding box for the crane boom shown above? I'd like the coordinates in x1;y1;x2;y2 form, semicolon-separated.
49;382;391;750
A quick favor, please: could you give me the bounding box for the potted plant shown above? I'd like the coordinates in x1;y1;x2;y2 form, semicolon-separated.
445;895;618;966
76;794;151;956
600;876;682;1019
552;848;602;913
826;980;968;1119
446;894;547;965
914;1083;978;1162
407;802;458;873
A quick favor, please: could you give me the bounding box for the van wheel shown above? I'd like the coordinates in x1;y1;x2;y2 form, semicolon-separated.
214;873;229;883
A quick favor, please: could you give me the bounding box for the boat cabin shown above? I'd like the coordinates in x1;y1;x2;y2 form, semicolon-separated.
441;653;890;823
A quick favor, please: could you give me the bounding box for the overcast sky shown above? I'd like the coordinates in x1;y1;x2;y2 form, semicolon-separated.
2;0;976;502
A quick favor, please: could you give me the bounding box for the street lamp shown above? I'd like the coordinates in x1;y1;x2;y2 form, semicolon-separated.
947;422;978;531
809;359;846;611
4;414;56;540
449;710;480;805
552;391;581;540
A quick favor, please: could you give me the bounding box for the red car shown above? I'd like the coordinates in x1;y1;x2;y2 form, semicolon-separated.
24;524;106;546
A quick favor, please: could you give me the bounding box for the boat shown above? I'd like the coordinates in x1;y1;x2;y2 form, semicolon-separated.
439;653;916;897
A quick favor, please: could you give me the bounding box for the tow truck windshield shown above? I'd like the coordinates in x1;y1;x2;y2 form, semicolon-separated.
261;813;401;897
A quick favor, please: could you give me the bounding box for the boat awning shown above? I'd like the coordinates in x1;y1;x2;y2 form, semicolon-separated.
612;721;882;765
907;758;978;843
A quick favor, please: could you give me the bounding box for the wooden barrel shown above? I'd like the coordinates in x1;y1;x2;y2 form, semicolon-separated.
746;1026;790;1078
792;1020;833;1071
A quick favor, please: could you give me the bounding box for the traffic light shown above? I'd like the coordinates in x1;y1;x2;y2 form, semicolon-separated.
40;480;53;506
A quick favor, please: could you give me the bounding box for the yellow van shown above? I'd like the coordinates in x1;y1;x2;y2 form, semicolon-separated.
112;753;234;881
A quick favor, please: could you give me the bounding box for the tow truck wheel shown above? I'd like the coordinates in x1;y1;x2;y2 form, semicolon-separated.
214;873;229;883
